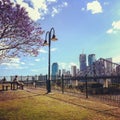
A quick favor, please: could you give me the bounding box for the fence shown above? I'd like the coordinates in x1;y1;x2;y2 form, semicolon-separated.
0;75;120;106
48;75;120;107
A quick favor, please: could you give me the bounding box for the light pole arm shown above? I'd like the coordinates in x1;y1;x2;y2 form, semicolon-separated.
48;27;55;80
44;27;57;93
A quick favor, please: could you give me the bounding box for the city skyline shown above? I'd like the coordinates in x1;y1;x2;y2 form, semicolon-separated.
1;0;120;76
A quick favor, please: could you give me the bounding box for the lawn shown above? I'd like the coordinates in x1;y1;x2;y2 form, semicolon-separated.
0;88;119;120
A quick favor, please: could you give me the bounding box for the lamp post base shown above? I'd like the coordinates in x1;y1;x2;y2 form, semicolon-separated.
46;80;51;93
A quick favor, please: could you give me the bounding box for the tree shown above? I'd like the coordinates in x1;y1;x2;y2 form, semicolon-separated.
0;0;44;60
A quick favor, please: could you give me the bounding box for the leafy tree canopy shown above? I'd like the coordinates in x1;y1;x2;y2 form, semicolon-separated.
0;0;44;60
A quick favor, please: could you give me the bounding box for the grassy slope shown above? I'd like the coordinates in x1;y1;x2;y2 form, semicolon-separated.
0;88;119;120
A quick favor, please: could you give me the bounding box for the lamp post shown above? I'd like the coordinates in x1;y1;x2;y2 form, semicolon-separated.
43;27;57;93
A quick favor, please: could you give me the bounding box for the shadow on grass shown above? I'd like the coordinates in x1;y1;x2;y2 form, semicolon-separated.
0;88;45;102
24;88;120;119
0;88;120;119
47;95;120;118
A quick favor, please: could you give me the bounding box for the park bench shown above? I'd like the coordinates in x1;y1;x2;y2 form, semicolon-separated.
17;82;24;90
2;84;11;91
1;81;24;91
11;81;24;90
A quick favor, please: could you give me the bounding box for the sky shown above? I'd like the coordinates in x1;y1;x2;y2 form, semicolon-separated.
1;0;120;76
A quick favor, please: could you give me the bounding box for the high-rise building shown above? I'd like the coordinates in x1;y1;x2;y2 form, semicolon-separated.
88;54;96;75
71;66;77;76
79;54;86;71
52;62;58;79
58;69;61;76
88;54;96;67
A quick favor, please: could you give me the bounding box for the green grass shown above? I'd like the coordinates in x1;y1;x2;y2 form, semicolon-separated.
0;88;119;120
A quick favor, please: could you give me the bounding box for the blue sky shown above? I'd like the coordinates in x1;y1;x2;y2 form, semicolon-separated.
1;0;120;76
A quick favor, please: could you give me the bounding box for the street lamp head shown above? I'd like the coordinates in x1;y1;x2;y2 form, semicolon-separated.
43;40;49;46
51;34;58;41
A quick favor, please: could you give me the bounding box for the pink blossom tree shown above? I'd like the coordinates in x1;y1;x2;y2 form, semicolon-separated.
0;0;44;60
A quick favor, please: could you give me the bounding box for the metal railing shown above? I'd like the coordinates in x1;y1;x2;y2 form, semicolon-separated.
0;75;120;106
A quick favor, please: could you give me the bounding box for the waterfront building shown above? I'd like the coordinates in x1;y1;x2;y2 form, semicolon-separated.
88;54;96;67
88;54;96;75
58;69;61;76
52;62;58;80
71;66;77;77
79;54;87;71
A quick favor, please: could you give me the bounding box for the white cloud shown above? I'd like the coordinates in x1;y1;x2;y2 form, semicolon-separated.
113;56;120;64
21;62;25;65
14;0;44;21
35;58;40;62
51;7;59;17
112;21;120;29
68;62;79;70
59;62;67;69
51;47;57;52
2;63;19;68
107;20;120;34
103;2;109;5
59;62;78;70
39;48;47;53
69;62;77;66
62;2;68;7
106;29;113;34
81;7;85;11
1;57;26;69
47;0;57;2
14;0;68;21
39;48;57;53
51;2;68;17
87;1;103;14
9;57;20;63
